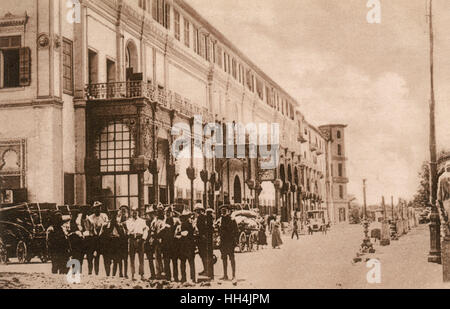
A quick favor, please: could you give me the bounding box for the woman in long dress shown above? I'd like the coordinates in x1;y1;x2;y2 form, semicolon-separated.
271;216;283;249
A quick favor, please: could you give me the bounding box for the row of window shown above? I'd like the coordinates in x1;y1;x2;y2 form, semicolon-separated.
138;0;297;121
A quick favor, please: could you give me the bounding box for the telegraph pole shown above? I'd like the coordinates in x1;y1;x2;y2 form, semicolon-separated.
361;179;374;253
427;0;441;264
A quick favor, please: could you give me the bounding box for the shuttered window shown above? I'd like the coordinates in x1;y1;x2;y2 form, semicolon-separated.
184;19;190;47
164;3;170;30
174;10;180;41
19;47;31;87
216;45;222;68
62;39;73;94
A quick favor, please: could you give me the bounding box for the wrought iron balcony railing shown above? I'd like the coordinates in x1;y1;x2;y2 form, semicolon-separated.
85;81;214;122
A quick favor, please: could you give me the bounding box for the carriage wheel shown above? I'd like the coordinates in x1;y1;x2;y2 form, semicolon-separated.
252;233;259;251
0;237;7;264
248;233;255;252
238;232;247;252
16;241;27;264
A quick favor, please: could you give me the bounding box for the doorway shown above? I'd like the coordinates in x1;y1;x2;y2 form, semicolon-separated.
233;176;242;204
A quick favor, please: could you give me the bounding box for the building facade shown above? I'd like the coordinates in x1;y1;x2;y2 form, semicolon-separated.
0;0;349;223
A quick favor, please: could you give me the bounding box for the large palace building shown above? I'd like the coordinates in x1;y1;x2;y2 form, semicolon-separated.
0;0;349;223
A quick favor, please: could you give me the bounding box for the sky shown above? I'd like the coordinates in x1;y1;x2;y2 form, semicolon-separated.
185;0;450;205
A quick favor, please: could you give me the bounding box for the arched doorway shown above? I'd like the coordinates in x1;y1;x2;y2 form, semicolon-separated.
233;176;242;204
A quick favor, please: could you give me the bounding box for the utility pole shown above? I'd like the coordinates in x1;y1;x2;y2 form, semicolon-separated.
427;0;441;264
361;179;374;253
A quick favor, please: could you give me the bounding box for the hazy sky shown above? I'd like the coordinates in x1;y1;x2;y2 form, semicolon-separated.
185;0;450;205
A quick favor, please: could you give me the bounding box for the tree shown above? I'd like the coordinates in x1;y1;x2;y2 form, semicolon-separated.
412;162;430;208
349;205;361;224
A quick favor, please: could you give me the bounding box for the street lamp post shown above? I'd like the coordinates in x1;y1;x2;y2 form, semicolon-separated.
360;179;374;254
380;196;390;246
428;0;441;264
390;196;398;240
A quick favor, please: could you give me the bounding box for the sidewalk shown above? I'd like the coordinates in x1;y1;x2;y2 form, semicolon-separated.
343;224;450;289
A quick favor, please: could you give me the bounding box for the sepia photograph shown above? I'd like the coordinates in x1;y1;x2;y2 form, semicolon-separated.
0;0;449;296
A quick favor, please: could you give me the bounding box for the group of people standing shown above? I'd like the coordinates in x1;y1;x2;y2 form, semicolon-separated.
46;202;240;284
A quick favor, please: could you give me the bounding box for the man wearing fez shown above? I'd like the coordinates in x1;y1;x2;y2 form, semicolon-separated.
126;208;148;281
438;162;450;235
216;205;239;284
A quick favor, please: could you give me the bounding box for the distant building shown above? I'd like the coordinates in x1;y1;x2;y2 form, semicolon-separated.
320;125;349;223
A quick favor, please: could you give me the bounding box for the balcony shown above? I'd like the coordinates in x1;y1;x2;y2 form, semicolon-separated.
309;142;318;152
316;147;323;155
85;81;214;123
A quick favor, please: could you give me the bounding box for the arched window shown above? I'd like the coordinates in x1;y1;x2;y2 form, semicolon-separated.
95;120;138;210
125;41;138;75
337;130;341;139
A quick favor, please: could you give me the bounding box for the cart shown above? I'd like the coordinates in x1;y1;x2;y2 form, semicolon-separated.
0;203;56;264
232;210;261;253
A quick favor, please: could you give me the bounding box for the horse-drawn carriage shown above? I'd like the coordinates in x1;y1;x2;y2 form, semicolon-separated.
0;203;57;264
232;209;262;253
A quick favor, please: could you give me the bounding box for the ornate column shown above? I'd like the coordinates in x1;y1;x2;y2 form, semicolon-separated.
167;110;177;204
186;117;197;210
151;102;159;205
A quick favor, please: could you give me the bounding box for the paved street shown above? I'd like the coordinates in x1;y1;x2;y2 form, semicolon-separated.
0;223;449;289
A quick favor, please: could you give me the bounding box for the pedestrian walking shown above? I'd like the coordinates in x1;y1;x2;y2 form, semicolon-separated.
271;216;283;249
47;211;70;274
175;209;196;283
216;205;239;285
291;217;299;240
126;208;148;281
258;220;268;248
